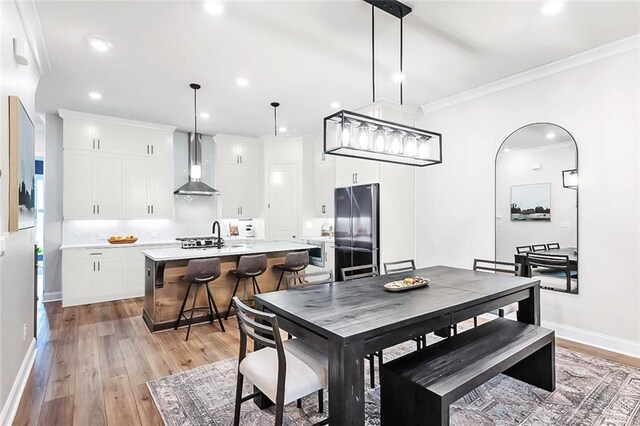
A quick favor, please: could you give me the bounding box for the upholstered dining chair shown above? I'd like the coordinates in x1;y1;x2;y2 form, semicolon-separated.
383;259;416;274
547;242;560;250
532;244;548;252
232;297;328;426
286;270;334;288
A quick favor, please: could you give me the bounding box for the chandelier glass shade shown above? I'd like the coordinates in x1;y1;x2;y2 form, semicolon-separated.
323;110;442;167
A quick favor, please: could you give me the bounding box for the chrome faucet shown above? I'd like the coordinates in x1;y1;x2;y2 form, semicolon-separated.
212;221;222;249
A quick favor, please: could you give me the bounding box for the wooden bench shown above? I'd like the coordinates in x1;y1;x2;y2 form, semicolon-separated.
380;318;555;426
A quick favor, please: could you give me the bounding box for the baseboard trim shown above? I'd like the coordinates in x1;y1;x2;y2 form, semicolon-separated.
478;314;640;359
62;291;144;308
0;338;37;425
42;291;62;302
541;320;640;359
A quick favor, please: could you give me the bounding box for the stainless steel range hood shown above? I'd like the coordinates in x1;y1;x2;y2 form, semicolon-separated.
174;132;219;196
174;83;219;196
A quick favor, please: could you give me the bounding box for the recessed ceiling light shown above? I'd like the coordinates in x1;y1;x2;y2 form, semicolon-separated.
330;102;341;109
236;77;249;87
540;1;565;15
88;37;112;52
546;132;555;139
200;112;210;119
203;1;224;16
88;91;102;100
278;126;287;133
392;72;405;83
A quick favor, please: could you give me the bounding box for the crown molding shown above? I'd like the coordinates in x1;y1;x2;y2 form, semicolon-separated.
14;0;52;76
421;34;640;113
58;109;177;132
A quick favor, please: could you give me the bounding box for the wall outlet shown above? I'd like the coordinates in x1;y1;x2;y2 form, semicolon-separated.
150;232;159;239
23;323;27;341
305;221;313;229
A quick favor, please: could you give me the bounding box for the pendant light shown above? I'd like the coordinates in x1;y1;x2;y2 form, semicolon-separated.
271;102;280;136
322;0;442;167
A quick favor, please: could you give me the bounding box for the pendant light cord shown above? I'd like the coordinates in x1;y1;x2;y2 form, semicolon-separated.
400;16;403;106
372;4;376;103
193;86;198;134
273;106;277;137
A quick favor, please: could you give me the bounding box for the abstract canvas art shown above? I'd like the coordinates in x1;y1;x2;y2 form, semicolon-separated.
9;96;36;231
510;183;551;221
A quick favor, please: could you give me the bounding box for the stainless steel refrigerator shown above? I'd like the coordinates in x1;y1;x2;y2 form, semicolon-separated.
334;183;380;281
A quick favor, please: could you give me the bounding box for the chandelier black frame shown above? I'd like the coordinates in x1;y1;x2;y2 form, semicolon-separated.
322;0;443;167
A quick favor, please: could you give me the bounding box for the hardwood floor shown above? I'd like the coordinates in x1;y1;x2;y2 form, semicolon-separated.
13;298;238;426
13;299;639;425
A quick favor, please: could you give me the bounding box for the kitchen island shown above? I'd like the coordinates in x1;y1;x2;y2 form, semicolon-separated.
141;241;315;332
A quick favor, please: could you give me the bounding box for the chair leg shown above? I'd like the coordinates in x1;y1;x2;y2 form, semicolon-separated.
205;283;225;332
369;354;375;388
453;324;458;336
318;389;324;413
275;399;284;426
275;270;285;291
185;283;200;341
378;350;384;373
174;282;192;330
473;316;478;327
253;277;262;294
233;372;244;426
297;398;302;409
224;278;241;320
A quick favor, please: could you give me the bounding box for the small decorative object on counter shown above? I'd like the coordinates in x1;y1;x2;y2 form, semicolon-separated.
384;276;430;292
108;235;138;244
321;223;333;237
229;224;239;236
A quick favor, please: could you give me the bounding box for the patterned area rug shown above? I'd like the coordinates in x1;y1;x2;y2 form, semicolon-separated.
147;331;640;425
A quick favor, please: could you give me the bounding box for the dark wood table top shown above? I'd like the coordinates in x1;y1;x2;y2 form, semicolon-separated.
256;265;540;343
515;247;578;262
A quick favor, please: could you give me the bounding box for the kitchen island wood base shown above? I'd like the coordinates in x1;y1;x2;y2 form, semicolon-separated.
142;244;312;333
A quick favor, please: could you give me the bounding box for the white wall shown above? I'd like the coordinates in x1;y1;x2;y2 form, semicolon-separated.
496;144;577;261
415;49;639;354
0;0;40;417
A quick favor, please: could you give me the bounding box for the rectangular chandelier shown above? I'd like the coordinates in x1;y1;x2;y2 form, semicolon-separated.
323;110;442;167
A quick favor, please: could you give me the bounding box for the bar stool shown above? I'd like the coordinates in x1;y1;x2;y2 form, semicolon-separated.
224;254;268;320
274;251;309;291
174;258;225;341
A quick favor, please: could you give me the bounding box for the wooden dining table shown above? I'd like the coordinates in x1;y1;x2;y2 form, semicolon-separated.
254;265;541;425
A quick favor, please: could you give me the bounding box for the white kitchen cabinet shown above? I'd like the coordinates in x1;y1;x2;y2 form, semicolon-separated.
60;110;176;220
314;161;335;217
336;156;380;187
215;134;257;166
125;157;173;218
62;249;127;307
63;152;125;219
215;135;260;219
126;126;173;158
61;117;127;153
216;164;258;218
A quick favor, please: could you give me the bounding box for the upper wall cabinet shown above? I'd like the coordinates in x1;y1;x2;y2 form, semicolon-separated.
59;110;176;220
214;134;260;219
215;134;257;167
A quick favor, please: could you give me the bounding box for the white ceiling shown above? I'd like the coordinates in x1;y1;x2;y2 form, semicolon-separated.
35;1;640;137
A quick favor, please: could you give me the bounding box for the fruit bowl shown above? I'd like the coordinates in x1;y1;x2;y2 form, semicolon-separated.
384;276;431;292
107;235;138;244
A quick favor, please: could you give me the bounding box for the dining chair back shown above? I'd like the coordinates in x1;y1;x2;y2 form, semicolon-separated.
473;259;522;276
341;264;379;281
232;297;328;426
532;244;548;252
526;253;573;292
547;242;560;250
383;259;416;275
287;270;334;288
516;245;532;254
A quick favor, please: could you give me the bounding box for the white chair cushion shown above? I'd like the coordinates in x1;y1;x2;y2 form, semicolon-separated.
239;338;328;405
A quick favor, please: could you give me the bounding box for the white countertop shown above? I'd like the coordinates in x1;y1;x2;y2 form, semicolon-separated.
60;240;181;250
142;241;316;262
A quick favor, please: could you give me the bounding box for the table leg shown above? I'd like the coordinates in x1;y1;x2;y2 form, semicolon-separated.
252;301;275;409
517;283;540;326
329;338;365;425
